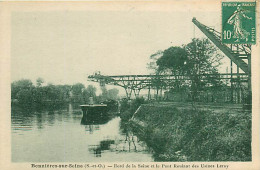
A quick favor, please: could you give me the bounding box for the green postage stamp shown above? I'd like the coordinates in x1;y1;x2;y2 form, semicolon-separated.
222;1;256;44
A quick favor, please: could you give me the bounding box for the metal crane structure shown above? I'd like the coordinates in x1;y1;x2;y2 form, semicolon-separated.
88;72;247;100
88;18;251;104
192;18;251;104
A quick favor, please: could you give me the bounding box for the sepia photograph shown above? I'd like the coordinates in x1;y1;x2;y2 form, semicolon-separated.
0;0;260;169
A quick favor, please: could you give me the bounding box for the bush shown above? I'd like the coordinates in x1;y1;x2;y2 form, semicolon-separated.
120;97;147;121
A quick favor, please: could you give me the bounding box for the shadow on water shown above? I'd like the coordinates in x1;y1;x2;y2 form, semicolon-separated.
88;139;115;157
88;131;150;158
87;117;151;158
80;113;112;125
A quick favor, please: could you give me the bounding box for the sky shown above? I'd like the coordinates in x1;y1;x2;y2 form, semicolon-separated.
11;2;223;93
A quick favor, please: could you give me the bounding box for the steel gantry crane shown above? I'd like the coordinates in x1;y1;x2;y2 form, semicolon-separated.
87;18;251;104
192;18;251;104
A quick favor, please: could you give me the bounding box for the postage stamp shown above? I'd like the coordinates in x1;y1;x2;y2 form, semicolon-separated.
222;1;256;44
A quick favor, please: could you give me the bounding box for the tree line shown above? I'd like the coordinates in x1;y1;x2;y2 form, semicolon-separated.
11;78;119;109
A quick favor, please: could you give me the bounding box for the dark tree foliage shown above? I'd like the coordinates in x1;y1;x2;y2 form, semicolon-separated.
184;39;224;99
36;78;44;87
11;78;120;110
156;46;188;74
71;83;85;96
107;88;119;100
11;79;72;110
184;38;222;75
98;87;119;102
149;38;224;100
82;85;97;103
70;83;85;103
147;50;163;74
11;79;33;100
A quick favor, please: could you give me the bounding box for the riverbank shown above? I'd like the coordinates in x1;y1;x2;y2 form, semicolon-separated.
123;102;251;161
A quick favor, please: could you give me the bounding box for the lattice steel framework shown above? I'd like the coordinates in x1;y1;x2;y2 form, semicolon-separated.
192;18;251;104
88;73;248;99
87;18;251;102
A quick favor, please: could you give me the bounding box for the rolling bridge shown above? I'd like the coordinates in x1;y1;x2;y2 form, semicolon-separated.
88;18;251;103
88;73;248;99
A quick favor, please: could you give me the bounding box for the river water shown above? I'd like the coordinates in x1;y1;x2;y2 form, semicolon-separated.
11;104;153;162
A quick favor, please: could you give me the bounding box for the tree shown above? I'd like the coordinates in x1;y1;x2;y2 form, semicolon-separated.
156;47;188;75
100;86;108;100
17;89;34;106
71;83;85;96
149;38;224;101
155;46;188;92
44;84;61;101
11;79;33;99
147;50;163;74
184;38;222;76
184;38;223;99
36;78;44;87
11;78;86;109
70;83;85;103
55;85;71;102
107;88;119;100
86;85;97;97
82;85;97;103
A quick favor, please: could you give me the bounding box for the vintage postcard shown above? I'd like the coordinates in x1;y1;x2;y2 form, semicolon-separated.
0;0;259;170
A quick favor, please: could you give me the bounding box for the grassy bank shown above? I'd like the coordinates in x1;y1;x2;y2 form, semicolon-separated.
121;102;251;161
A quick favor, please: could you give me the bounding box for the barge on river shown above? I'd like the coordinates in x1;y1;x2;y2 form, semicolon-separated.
80;104;109;125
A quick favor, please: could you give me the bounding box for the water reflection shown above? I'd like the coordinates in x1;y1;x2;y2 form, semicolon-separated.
11;103;82;134
11;103;153;162
89;139;115;157
81;113;112;125
87;118;150;158
88;130;150;158
84;125;101;134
